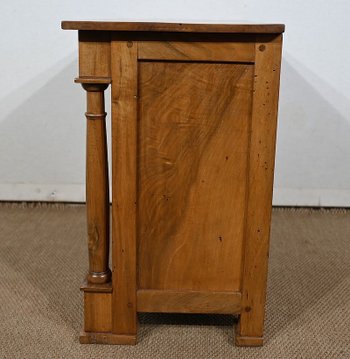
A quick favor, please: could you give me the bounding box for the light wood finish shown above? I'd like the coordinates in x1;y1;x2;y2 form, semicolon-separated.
80;331;136;345
138;61;253;292
235;331;264;346
138;41;255;62
235;35;283;347
111;38;138;336
63;22;284;347
137;290;241;314
62;21;284;34
78;31;111;78
83;292;112;332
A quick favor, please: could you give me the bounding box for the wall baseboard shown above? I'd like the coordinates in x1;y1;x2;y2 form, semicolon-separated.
272;188;350;207
0;183;85;202
0;183;350;207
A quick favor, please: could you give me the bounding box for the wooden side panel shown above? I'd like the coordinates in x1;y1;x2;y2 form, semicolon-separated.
138;41;255;62
111;39;138;335
237;35;283;343
137;290;241;314
138;61;254;292
83;292;112;332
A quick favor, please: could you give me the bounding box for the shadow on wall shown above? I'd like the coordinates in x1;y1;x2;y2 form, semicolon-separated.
0;55;349;203
275;56;350;201
0;57;87;201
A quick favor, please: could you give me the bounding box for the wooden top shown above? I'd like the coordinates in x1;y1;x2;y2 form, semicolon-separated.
61;21;285;34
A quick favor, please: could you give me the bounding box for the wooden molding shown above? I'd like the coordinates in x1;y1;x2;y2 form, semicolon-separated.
75;77;112;84
62;21;285;34
80;279;113;293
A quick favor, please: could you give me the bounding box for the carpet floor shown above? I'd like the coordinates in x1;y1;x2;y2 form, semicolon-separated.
0;204;349;358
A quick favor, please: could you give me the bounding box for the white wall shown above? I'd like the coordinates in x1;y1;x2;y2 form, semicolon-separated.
1;0;350;206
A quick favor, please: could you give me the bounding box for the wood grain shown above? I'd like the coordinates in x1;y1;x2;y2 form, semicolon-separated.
62;21;285;34
111;39;138;336
236;34;283;345
138;41;255;62
137;289;241;314
83;292;112;332
138;61;254;292
78;31;110;78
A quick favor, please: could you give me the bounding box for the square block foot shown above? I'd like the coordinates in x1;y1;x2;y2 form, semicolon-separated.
80;331;137;345
235;334;263;347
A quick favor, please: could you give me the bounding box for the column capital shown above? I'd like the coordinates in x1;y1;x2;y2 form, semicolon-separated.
75;77;111;92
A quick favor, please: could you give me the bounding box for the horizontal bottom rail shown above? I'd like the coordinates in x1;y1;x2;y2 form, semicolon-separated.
137;289;241;314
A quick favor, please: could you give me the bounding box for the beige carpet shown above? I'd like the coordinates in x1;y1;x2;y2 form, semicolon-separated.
0;204;349;358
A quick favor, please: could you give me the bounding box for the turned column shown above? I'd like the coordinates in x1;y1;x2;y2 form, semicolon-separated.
76;78;111;284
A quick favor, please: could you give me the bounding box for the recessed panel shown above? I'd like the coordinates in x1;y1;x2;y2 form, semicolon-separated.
138;61;253;291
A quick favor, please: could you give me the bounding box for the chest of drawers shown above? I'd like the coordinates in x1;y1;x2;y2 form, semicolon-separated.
62;21;284;346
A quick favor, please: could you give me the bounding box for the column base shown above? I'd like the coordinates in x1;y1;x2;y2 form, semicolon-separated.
87;269;112;284
80;331;137;345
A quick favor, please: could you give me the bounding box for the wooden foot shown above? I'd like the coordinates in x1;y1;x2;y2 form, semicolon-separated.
235;318;264;347
235;333;263;347
80;331;137;345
